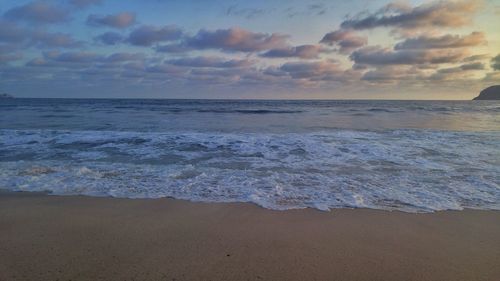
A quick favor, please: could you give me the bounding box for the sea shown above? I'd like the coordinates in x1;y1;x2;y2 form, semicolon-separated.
1;98;499;212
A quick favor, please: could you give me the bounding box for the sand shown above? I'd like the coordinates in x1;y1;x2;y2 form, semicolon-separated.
0;190;499;281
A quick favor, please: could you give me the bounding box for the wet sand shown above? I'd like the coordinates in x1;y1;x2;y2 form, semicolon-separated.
1;190;499;281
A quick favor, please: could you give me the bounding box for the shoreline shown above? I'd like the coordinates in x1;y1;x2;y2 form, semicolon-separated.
1;189;497;214
1;190;500;281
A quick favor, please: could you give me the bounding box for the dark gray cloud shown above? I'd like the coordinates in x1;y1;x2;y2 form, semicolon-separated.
27;51;146;67
166;56;254;68
261;45;324;59
430;62;485;80
0;44;17;54
0;20;26;43
284;2;329;18
394;32;486;50
263;67;289;77
319;30;367;53
69;0;102;9
155;43;190;53
0;20;81;48
4;1;70;24
340;0;480;31
308;3;328;16
360;62;485;83
350;46;467;65
462;54;490;62
103;53;145;63
0;52;22;64
44;51;100;63
87;12;136;29
127;25;183;46
491;54;500;71
278;60;343;79
25;52;256;81
94;32;124;45
145;64;186;75
271;60;359;85
437;62;485;74
25;57;62;67
460;62;485;71
185;27;289;52
32;30;82;48
361;66;425;82
225;5;265;19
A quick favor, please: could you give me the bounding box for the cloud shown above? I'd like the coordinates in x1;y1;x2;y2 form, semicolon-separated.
0;44;17;53
24;58;55;67
43;51;101;63
153;27;290;54
69;0;102;9
31;31;82;48
437;62;484;74
361;66;425;82
1;0;493;97
278;60;344;79
4;1;70;24
103;53;145;63
87;12;136;29
94;32;124;45
462;54;490;62
225;5;265;19
491;54;500;71
350;46;468;65
0;20;26;43
460;62;485;71
340;0;481;31
155;43;190;53
27;51;146;67
394;32;486;49
186;68;245;85
284;3;329;18
430;62;485;80
185;27;289;52
127;25;183;46
145;64;186;75
166;56;254;68
308;3;328;16
361;64;486;86
320;30;367;53
0;52;22;64
261;45;324;59
0;20;81;48
483;72;500;82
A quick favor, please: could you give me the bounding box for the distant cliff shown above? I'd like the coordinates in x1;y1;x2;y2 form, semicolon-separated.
473;86;500;100
0;93;14;99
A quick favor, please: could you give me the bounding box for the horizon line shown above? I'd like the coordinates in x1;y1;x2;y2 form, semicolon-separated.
1;96;480;101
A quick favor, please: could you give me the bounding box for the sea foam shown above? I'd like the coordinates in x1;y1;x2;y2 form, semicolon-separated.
1;129;499;212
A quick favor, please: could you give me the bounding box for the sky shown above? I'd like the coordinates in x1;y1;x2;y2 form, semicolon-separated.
0;0;499;99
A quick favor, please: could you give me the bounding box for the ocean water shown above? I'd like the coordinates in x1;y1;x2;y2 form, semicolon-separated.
1;99;499;212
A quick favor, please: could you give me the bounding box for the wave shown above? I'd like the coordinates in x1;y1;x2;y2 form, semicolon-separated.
0;129;499;212
107;107;305;114
196;109;303;114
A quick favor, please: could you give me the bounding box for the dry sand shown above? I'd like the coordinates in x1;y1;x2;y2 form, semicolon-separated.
0;190;499;281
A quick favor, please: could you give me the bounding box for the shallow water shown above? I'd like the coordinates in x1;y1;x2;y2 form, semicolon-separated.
1;99;499;212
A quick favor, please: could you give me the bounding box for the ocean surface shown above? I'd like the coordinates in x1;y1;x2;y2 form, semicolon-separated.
1;99;499;212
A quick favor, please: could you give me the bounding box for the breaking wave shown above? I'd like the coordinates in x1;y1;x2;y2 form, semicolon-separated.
1;129;499;212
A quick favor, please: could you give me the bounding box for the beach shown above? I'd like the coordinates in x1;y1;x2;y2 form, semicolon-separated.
2;0;499;279
1;191;499;281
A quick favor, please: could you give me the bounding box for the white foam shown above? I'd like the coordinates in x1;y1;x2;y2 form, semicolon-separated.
0;129;499;212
